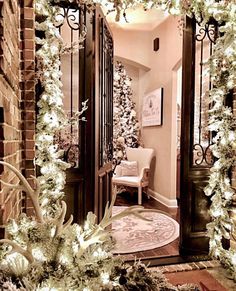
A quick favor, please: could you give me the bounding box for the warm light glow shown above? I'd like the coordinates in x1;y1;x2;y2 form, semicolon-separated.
232;254;236;265
101;272;110;284
102;4;169;31
32;248;47;262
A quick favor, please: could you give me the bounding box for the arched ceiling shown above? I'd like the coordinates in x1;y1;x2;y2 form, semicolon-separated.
101;4;169;31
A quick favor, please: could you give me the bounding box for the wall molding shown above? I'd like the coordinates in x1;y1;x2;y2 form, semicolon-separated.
147;188;178;208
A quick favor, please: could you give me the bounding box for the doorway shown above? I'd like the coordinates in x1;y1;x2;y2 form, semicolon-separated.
106;10;219;261
55;3;219;263
109;10;182;260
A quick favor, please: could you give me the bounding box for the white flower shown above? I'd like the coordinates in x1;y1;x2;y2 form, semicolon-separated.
117;137;125;144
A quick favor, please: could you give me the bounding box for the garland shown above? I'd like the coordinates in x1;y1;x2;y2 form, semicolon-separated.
35;0;89;217
35;0;71;217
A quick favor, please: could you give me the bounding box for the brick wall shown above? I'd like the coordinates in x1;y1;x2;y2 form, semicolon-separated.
20;0;35;215
0;0;36;238
0;0;22;237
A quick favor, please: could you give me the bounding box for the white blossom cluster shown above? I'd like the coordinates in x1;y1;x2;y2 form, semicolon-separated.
35;0;88;217
113;62;141;165
35;0;71;216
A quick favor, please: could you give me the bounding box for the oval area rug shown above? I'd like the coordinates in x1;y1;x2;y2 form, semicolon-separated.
112;206;179;254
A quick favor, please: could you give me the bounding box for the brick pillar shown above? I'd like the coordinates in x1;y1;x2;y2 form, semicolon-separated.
0;0;23;237
20;0;35;216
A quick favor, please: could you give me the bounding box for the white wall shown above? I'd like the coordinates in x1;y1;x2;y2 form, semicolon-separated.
112;27;152;69
113;16;182;207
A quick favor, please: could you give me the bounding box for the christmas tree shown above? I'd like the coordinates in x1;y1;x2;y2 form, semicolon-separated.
113;62;141;165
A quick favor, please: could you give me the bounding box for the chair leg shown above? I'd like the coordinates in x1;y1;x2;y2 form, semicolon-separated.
138;187;142;205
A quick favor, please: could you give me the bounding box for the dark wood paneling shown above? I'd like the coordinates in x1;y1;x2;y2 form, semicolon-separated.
94;7;113;222
180;17;215;255
58;5;113;224
64;174;85;223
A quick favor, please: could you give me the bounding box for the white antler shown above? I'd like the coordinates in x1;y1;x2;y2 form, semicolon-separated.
0;161;44;223
76;193;166;258
0;239;34;264
54;201;73;237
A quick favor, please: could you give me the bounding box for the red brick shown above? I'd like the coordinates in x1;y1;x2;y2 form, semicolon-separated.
25;140;35;149
23;50;34;60
24;90;35;100
25;150;35;159
24;111;35;121
24;60;34;70
24;101;35;110
23;29;34;39
21;19;34;29
22;130;34;140
24;71;35;81
0;0;36;234
25;168;35;177
23;40;34;50
24;80;35;90
25;159;34;169
23;7;34;19
23;0;34;8
24;120;35;130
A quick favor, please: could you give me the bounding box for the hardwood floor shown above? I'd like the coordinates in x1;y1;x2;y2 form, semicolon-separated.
114;191;180;261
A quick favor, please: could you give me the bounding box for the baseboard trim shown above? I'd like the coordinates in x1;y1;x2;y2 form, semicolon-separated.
147;188;178;208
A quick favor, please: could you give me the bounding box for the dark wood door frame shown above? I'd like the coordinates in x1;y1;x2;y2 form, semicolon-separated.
139;16;218;266
58;5;113;224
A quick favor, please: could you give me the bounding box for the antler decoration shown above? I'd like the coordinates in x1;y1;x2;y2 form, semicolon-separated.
77;193;167;258
53;201;73;237
0;240;34;264
0;161;43;223
0;161;165;265
0;161;74;264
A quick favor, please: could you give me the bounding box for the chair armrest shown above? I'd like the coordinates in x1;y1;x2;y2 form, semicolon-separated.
139;167;150;183
113;165;122;177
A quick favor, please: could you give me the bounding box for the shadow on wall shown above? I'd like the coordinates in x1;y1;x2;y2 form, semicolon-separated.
149;156;156;190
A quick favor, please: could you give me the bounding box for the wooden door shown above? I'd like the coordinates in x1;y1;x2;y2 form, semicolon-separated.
55;4;113;224
94;7;114;222
180;17;219;255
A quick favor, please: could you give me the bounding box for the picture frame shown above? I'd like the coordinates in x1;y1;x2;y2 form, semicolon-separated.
142;88;163;127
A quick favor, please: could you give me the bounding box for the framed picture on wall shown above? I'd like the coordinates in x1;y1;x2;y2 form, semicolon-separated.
142;88;163;127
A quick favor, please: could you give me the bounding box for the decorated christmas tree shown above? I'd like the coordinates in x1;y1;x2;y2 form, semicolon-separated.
113;62;141;165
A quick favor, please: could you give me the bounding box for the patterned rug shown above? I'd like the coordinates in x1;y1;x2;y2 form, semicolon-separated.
112;206;179;254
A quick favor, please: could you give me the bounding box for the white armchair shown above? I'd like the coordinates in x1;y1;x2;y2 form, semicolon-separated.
112;147;155;205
